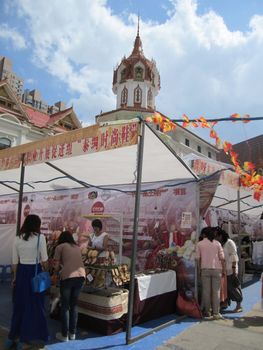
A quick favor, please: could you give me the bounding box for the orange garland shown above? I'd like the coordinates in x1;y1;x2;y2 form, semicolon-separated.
146;113;263;201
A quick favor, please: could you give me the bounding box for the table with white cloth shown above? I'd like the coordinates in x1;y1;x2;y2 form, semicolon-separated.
49;270;177;334
133;269;177;324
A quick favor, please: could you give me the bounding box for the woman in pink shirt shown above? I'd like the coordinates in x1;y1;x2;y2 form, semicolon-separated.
196;227;225;320
54;231;86;342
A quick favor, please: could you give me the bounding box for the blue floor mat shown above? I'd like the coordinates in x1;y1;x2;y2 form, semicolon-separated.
0;278;261;350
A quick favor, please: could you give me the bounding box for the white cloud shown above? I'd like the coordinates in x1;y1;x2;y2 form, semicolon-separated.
0;24;27;49
15;0;263;141
25;78;35;84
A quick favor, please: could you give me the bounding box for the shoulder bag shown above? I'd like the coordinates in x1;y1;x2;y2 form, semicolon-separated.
32;234;51;293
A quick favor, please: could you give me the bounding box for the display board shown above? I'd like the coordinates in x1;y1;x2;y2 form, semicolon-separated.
0;179;203;292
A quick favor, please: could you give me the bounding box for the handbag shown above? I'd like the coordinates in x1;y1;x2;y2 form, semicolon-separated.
32;234;51;293
176;290;202;319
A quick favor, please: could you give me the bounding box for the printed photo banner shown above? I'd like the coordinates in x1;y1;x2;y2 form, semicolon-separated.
199;172;221;217
0;181;199;291
0;121;139;171
191;159;239;188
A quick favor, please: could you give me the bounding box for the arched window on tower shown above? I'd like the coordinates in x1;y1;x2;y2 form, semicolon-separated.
147;88;153;109
135;67;144;80
121;86;128;106
120;68;126;83
134;85;142;105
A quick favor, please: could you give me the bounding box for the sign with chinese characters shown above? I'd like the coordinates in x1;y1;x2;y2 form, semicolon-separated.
181;212;192;229
191;159;239;188
0;122;139;170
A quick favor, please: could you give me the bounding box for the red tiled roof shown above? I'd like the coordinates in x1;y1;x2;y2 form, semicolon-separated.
47;107;73;125
23;105;50;127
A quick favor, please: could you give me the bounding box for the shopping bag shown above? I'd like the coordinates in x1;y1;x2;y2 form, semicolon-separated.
32;234;51;293
32;271;51;293
176;290;202;319
230;274;241;288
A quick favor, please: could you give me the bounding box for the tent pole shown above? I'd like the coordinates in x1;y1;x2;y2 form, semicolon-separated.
45;162;90;188
16;154;25;235
195;181;200;299
237;177;242;281
126;120;145;345
0;182;19;193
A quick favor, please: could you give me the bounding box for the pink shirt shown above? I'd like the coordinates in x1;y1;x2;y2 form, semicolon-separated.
196;238;224;270
54;243;86;280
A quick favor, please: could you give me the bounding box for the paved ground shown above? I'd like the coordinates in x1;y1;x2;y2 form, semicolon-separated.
1;304;262;350
157;303;263;350
0;326;45;350
1;275;262;350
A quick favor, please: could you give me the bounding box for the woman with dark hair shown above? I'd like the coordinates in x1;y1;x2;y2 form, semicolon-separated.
6;214;49;350
54;231;85;342
216;228;243;312
196;227;225;320
88;219;109;254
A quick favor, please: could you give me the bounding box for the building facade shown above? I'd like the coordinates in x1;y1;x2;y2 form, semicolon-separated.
96;26;219;160
218;135;263;175
0;56;24;97
0;80;82;150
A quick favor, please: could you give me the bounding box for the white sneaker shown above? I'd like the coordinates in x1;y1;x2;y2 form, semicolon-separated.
69;333;76;340
213;313;224;320
56;332;68;342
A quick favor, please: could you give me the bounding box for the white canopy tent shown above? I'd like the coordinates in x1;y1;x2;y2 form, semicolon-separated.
183;153;263;218
0;119;198;344
0;120;196;195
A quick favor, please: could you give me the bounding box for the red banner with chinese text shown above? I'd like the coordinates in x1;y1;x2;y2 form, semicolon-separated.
0;122;139;170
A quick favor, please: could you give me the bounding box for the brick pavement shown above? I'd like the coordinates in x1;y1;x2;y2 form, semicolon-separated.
157;303;263;350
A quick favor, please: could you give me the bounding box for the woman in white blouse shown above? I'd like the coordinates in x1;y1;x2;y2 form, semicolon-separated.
5;214;49;350
88;219;109;256
216;228;243;313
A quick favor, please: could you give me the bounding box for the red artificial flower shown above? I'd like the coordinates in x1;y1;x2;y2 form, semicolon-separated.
243;161;255;172
199;116;210;128
145;116;153;123
253;191;261;201
223;141;233;154
230;113;240;122
210;129;217;139
182;114;190;128
242;114;251;123
183;114;189;122
216;136;221;147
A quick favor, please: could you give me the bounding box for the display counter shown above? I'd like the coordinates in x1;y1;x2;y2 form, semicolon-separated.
50;270;177;335
133;269;177;324
50;286;128;335
77;286;128;320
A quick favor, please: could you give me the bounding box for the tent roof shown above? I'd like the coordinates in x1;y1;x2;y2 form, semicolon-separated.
211;184;263;217
183;153;263;217
0;120;197;196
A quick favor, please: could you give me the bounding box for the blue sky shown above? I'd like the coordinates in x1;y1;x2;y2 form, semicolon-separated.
0;0;263;144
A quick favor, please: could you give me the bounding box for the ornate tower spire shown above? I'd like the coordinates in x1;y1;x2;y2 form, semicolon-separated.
137;13;140;36
131;14;143;56
112;18;160;111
